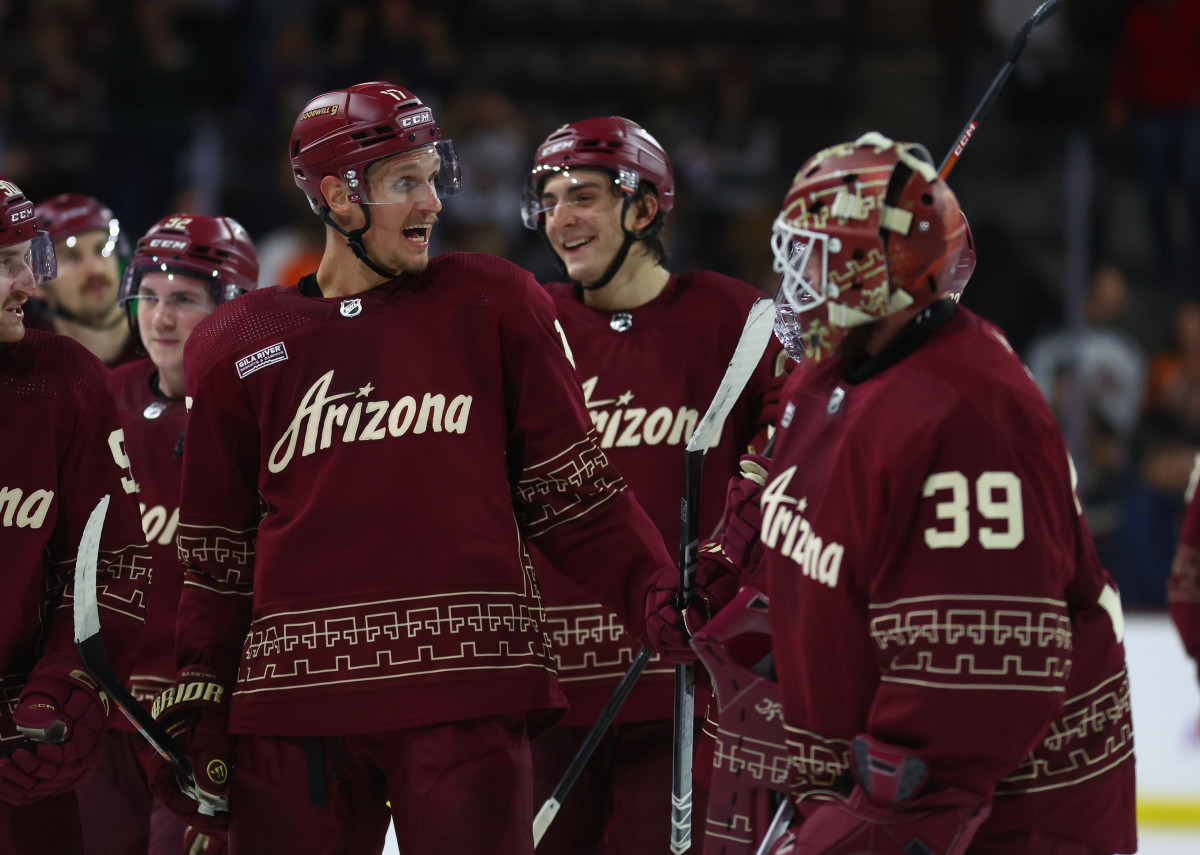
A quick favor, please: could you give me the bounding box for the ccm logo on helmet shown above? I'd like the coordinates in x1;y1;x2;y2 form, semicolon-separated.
401;111;432;127
9;209;33;224
540;140;574;157
148;238;188;251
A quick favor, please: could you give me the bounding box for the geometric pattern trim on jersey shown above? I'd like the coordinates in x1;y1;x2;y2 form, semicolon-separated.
870;594;1072;691
542;603;671;685
235;535;558;696
515;431;625;538
995;667;1134;795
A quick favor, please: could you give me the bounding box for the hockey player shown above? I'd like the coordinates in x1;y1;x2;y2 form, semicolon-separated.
520;116;785;854
0;177;150;853
30;194;138;368
655;133;1138;854
1169;455;1200;691
74;215;259;855
144;82;677;855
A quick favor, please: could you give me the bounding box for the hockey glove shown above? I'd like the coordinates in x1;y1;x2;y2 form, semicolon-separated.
185;826;227;855
147;667;234;832
717;454;769;573
645;545;741;664
783;735;991;855
0;666;112;805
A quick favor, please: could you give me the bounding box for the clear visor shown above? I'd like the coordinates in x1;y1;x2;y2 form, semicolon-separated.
520;166;638;230
118;263;223;327
356;140;462;206
0;231;57;293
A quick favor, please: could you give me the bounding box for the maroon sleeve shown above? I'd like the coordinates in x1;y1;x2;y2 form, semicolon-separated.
36;349;149;684
861;399;1093;802
503;284;673;639
172;324;260;684
1169;450;1200;676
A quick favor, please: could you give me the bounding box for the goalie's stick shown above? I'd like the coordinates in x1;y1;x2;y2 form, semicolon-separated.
73;494;228;816
533;646;653;846
938;0;1063;179
671;297;777;854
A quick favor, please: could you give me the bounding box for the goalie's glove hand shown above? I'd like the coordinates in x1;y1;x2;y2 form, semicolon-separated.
644;547;741;664
718;454;769;574
0;666;111;805
785;735;991;855
185;825;227;855
147;667;234;832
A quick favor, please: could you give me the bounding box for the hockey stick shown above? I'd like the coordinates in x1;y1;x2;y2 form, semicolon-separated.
73;494;228;816
672;296;777;854
533;646;654;846
938;0;1064;179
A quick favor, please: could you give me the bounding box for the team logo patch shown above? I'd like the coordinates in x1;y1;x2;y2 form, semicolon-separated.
340;298;363;318
235;342;289;379
609;312;633;333
827;386;845;416
781;401;795;429
143;402;168;420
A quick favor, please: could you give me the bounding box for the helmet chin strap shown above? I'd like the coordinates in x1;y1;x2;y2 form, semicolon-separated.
322;204;401;281
567;195;665;294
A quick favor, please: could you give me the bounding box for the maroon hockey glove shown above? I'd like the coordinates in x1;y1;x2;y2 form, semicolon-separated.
783;736;991;855
0;667;111;805
718;454;769;572
645;547;741;663
147;667;234;832
185;826;227;855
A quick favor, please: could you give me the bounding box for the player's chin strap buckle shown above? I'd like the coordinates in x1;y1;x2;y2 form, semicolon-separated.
178;777;230;816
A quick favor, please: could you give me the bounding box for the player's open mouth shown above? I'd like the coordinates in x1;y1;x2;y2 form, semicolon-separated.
4;303;22;320
563;237;593;252
403;226;430;245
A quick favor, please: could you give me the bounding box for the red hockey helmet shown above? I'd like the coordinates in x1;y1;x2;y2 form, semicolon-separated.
119;214;259;316
770;132;969;362
521;116;675;230
0;175;57;284
33;193;123;260
290;81;462;215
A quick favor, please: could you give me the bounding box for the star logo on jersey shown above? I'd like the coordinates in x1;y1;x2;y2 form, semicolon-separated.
609;312;633;332
143;401;168;420
340;298;363;318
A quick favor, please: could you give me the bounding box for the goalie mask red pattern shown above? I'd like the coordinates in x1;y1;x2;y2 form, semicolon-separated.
290;81;461;215
120;214;259;310
521;116;675;229
770;132;969;362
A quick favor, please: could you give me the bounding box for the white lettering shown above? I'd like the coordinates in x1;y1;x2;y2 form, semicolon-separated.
0;486;55;529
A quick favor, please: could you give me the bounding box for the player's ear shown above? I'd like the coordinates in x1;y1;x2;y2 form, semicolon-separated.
628;191;660;233
321;175;353;217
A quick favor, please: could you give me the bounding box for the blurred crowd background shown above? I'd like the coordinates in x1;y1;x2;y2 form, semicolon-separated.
1;0;1197;610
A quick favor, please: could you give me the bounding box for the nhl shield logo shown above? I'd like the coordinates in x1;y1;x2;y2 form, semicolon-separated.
143;401;168;420
609;312;633;332
340;298;363;318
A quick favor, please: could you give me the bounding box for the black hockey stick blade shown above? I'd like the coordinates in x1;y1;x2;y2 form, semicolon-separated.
533;647;655;847
938;0;1064;179
72;496;195;786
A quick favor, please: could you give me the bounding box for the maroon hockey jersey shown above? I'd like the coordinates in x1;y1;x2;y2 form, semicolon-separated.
536;272;782;725
763;304;1136;852
1168;451;1200;677
176;253;674;737
0;331;149;745
108;358;189;720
